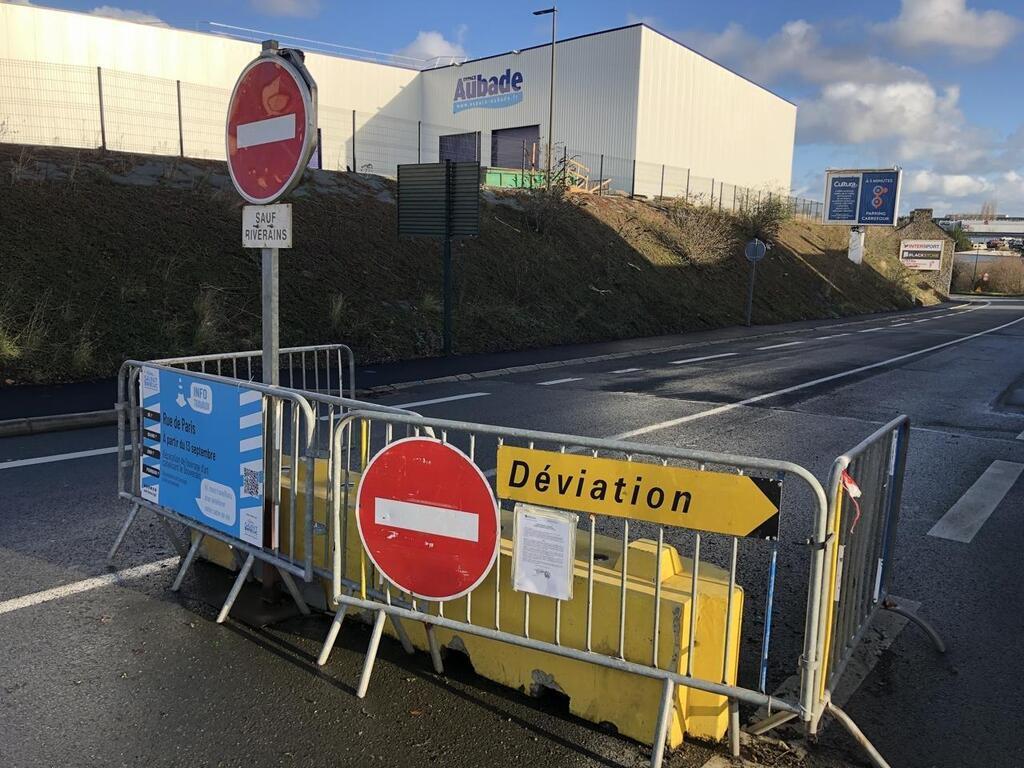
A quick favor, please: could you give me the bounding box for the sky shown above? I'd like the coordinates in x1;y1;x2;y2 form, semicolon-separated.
9;0;1024;216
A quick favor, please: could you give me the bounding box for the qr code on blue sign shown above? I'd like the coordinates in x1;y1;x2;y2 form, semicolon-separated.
242;467;263;498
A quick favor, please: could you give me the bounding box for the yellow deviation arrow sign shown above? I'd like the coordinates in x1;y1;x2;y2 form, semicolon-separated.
497;446;781;538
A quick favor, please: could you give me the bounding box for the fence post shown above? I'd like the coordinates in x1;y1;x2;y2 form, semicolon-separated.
598;154;604;196
630;157;636;198
96;66;107;150
175;79;184;158
659;164;665;199
710;177;715;208
562;145;568;186
351;109;356;172
417;120;421;163
719;181;723;211
732;185;736;211
685;168;690;202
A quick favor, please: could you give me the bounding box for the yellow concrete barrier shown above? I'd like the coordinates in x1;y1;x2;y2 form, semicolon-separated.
206;457;744;747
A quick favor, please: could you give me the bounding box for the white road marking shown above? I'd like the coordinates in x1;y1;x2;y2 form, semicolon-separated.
928;461;1024;543
0;557;179;616
891;322;911;327
610;367;643;374
318;391;491;419
1017;430;1024;441
756;341;804;351
537;377;584;386
611;312;1024;441
236;113;296;149
815;333;850;340
374;498;479;542
394;392;490;409
668;352;737;365
0;446;118;470
913;318;930;323
858;327;884;333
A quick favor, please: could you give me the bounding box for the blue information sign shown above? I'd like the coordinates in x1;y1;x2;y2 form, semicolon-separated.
139;367;265;547
823;168;901;226
857;171;899;225
826;175;860;222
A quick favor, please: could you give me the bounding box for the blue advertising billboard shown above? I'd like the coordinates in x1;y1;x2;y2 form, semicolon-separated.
823;168;901;226
139;367;265;547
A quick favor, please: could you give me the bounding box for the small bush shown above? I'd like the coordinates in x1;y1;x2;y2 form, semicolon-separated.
665;202;738;263
733;193;790;243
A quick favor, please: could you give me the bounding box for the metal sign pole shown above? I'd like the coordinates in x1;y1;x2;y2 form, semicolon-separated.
745;260;757;327
443;160;454;356
262;246;280;546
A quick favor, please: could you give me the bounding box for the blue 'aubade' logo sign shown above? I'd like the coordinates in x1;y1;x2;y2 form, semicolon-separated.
453;68;524;114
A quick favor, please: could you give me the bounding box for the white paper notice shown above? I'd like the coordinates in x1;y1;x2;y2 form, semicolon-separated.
512;503;577;601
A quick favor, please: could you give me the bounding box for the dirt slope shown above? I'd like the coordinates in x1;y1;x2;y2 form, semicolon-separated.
0;146;933;384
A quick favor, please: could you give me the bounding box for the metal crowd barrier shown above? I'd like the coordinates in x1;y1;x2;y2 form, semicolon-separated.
110;359;318;621
808;417;945;766
109;355;427;623
107;352;937;768
317;408;834;768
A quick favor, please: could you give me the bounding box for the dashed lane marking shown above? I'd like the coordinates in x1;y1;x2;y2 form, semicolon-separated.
537;377;584;386
667;352;738;365
610;367;643;374
815;333;850;340
609;312;1024;441
756;341;804;351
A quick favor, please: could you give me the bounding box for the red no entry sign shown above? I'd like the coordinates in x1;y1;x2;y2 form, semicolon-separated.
357;437;500;601
226;50;317;205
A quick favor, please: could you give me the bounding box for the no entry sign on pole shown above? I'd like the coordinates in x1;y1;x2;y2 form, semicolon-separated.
226;45;317;205
357;437;499;601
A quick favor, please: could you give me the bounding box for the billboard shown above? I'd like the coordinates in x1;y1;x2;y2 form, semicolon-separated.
139;367;265;547
900;239;944;271
823;168;901;226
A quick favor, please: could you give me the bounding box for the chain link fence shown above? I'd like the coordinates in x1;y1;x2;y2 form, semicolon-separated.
0;57;822;218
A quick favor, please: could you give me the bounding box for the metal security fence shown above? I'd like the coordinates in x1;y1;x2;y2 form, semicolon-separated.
811;418;945;744
0;57;821;217
107;345;939;768
318;408;834;767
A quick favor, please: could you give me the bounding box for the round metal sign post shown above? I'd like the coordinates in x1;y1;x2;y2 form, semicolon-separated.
226;41;317;546
744;238;767;327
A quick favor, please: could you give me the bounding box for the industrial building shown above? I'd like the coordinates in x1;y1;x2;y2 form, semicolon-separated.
0;3;796;197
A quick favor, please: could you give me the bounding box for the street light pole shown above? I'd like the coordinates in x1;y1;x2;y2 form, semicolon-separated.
534;5;557;191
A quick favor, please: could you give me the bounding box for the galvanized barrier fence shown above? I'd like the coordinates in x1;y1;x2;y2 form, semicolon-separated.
317;408;834;768
108;354;935;768
109;353;426;623
810;417;945;763
111;359;318;621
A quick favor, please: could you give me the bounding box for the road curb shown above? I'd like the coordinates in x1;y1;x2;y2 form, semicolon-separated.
0;409;117;438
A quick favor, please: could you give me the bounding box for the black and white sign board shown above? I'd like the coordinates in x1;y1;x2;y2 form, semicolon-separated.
512;503;577;601
243;204;292;249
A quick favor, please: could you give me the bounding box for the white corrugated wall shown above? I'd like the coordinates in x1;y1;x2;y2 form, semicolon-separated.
634;26;796;197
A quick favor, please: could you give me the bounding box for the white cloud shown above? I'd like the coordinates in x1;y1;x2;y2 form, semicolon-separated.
395;29;467;66
249;0;320;18
88;5;164;24
877;0;1022;59
908;170;992;197
682;19;923;86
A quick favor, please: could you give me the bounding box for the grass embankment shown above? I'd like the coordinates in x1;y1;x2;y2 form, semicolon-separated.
0;146;934;385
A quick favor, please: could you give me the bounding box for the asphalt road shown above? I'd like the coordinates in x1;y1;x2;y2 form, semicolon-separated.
3;297;1023;768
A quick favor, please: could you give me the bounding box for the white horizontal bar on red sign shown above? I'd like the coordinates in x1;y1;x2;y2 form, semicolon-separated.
374;498;479;542
237;114;296;149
